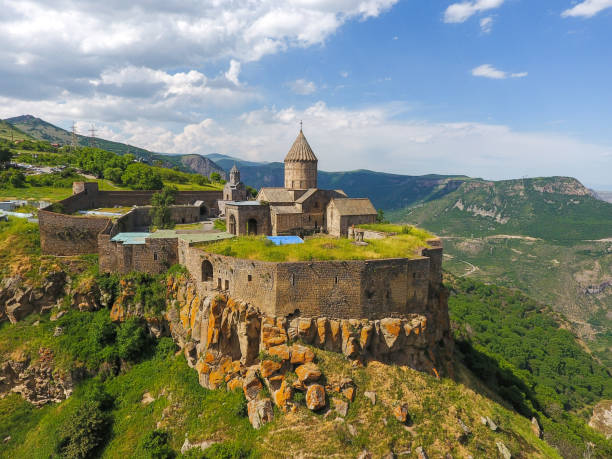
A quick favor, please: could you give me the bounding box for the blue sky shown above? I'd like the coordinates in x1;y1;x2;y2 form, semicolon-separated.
0;0;611;188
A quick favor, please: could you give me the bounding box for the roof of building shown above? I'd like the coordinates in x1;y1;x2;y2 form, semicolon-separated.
258;188;299;203
270;205;302;214
329;198;377;216
294;188;318;204
111;232;151;245
226;200;263;206
284;129;317;162
149;230;235;243
266;236;304;246
230;163;239;173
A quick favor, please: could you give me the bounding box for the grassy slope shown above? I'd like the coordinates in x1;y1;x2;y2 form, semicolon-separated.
0;312;559;459
391;177;612;243
0;120;32;142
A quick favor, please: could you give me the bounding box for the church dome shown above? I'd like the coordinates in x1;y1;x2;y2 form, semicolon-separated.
284;129;317;162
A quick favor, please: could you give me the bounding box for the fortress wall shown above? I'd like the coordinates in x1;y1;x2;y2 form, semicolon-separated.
99;236;178;274
92;190;221;211
275;261;363;318
55;191;96;214
180;242;278;315
39;210;112;255
361;257;430;317
421;244;443;288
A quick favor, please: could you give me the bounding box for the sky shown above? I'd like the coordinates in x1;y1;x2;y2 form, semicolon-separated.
0;0;611;189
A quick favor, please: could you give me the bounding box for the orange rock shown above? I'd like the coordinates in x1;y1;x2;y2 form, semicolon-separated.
260;360;282;378
243;370;263;401
295;362;321;383
393;404;409;423
359;324;373;350
329;320;341;345
316;318;327;344
227;378;243;392
290;344;315;364
195;361;211;375
273;380;293;411
380;318;402;348
306;384;326;411
208;368;225;389
268;345;291;361
343;387;355;402
204;351;216;364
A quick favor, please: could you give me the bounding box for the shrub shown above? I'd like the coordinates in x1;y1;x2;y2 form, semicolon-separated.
202;440;253;459
138;429;175;459
116;318;148;361
56;400;110;459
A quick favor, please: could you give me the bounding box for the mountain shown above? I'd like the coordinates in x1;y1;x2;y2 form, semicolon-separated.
391;176;612;242
207;153;468;210
4;115;225;177
390;176;612;369
180;154;226;180
594;190;612;203
0;120;33;142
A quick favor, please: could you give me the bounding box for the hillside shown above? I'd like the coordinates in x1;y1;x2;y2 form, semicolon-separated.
391;177;612;242
0;120;32;142
208;153;467;210
4;115;225;177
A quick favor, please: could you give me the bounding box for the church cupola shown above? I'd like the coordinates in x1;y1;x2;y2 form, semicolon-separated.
229;163;240;185
284;128;318;189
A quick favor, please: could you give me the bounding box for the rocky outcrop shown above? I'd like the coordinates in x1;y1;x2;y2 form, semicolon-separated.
0;348;76;406
0;272;67;324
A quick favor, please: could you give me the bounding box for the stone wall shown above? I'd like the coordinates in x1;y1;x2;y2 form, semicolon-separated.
39;211;113;255
99;235;178;274
178;240;443;321
225;204;271;236
284;161;317;189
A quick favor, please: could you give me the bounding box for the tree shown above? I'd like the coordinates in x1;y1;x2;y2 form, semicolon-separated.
150;186;177;229
0;145;13;169
121;163;163;190
376;208;388;224
57;400;110;459
210;171;222;182
103;167;123;184
9;170;26;188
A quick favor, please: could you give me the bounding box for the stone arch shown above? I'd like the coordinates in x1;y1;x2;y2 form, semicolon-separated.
228;214;236;235
199;205;208;216
201;260;213;282
247;218;258;235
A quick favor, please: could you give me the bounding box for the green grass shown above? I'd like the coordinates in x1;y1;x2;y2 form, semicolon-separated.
358;223;433;239
199;233;431;262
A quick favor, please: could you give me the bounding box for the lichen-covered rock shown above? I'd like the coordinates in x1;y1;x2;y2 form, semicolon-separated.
268;344;290;362
530;417;541;438
393;404;409;424
247;398;274;429
306;384;326;411
243;369;263;401
295;362;321;384
496;441;512;459
333;398;349;417
290;344;315;364
273;380;293;411
260;360;282;378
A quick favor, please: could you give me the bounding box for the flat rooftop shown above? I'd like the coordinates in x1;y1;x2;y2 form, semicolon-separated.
196;227;433;262
111;232;151;245
149;229;235;244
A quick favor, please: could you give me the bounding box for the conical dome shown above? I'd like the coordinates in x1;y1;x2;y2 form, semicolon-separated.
230;163;239;173
284;130;317;162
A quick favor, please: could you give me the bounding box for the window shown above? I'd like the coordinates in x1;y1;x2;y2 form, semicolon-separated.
248;274;252;282
153;252;158;261
217;278;222;289
225;280;230;290
334;276;338;284
290;274;295;286
202;260;213;281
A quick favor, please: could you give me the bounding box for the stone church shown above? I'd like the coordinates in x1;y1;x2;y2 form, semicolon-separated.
225;129;377;237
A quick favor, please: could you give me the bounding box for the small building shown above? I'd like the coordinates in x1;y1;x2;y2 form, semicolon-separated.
225;201;271;236
223;164;247;202
326;198;377;237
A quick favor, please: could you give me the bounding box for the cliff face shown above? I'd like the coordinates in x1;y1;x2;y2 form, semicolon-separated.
164;273;453;390
180;154;226;179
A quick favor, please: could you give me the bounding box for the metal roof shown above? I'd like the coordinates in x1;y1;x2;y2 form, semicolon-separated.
226;201;262;206
110;232;151;245
149;229;235;243
267;236;304;246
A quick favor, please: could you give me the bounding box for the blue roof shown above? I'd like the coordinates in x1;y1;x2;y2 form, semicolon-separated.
266;236;304;246
227;201;262;206
111;232;151;245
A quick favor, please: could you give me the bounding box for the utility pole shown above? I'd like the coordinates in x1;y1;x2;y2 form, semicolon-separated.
71;122;78;150
89;124;97;148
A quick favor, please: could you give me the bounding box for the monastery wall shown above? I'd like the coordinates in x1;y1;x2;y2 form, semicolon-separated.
178;240;442;320
99;234;178;274
39;210;112;255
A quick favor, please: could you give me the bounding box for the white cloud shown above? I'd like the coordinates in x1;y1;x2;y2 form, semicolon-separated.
340;71;349;78
562;0;612;18
89;101;611;187
480;16;493;33
225;60;241;86
444;0;504;23
472;64;527;79
288;79;317;95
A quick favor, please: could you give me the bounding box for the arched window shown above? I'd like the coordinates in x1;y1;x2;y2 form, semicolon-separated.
201;260;213;282
228;215;236;235
247;218;258;235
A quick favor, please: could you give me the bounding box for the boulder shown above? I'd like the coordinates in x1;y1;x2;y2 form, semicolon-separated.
260;360;282;378
415;446;429;459
181;438;216;454
531;417;541;438
247;398;274;429
243;369;263;401
364;391;376;405
273;380;293;411
480;416;498;431
268;344;290;362
295;363;321;384
290;344;315;365
496;441;511;459
306;384;326;411
393;404;409;424
333;398;349;417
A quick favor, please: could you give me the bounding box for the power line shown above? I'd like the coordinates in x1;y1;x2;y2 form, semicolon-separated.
71;122;78;150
